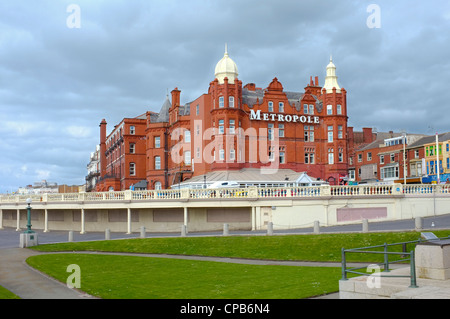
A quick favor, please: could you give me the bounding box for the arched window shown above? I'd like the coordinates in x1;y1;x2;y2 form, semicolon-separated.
154;181;162;190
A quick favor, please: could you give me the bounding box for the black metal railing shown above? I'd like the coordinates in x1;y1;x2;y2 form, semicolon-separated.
341;236;450;288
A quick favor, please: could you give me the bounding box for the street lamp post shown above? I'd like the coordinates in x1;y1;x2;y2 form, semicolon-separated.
25;198;34;234
20;198;38;248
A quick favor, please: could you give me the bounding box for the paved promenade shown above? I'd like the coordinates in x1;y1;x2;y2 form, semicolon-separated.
1;214;449;299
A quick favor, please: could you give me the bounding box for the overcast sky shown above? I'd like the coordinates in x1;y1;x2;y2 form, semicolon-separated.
1;0;449;193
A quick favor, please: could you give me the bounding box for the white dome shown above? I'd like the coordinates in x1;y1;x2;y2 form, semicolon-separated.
323;56;341;93
214;45;238;84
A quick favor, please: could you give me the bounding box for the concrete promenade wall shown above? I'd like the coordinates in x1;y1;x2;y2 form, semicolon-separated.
1;184;449;233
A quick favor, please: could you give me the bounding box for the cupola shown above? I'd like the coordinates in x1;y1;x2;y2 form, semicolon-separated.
214;44;239;84
323;56;341;93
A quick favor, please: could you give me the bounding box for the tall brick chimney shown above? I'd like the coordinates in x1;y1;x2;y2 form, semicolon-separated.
99;119;107;178
171;87;181;109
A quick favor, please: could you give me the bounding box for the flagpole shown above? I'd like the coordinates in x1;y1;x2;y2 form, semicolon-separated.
403;133;407;185
436;132;440;184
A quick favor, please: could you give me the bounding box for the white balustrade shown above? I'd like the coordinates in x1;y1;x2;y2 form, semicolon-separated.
1;184;449;204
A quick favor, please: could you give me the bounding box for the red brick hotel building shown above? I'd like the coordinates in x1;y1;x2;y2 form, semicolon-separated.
95;48;353;191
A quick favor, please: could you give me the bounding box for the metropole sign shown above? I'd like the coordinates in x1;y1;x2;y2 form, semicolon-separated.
250;109;320;124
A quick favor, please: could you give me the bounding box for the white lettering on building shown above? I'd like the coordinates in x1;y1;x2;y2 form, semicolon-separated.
250;109;319;124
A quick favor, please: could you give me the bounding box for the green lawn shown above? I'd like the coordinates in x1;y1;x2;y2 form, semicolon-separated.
0;285;20;299
30;230;450;263
26;253;341;299
25;230;450;299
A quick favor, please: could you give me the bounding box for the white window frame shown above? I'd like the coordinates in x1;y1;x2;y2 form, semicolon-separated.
184;130;191;143
230;149;235;161
303;104;308;114
218;119;224;134
327;105;333;115
184;151;191;165
268;123;274;141
229;119;235;134
328;152;334;165
129;162;136;176
154;136;160;148
279;151;285;164
229;96;235;108
278;124;284;137
327;126;333;143
154;156;161;170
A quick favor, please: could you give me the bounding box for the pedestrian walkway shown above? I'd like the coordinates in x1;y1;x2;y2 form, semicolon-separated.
0;248;95;299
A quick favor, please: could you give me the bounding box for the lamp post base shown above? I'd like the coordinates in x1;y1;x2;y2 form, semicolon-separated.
20;232;39;248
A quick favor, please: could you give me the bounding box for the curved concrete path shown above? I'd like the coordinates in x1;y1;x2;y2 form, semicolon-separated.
0;248;95;299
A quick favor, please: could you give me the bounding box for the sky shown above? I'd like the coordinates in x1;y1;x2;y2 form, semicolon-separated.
0;0;449;193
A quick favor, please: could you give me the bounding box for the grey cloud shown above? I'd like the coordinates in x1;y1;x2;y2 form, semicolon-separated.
0;0;449;192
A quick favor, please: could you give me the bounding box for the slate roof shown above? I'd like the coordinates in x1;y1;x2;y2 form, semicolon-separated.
151;95;191;123
242;88;323;112
356;132;404;151
407;132;450;149
152;95;172;123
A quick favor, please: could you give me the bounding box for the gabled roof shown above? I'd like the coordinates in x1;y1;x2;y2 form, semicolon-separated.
356;132;403;151
407;132;450;149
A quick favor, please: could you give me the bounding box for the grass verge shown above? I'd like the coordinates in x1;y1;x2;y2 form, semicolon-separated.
0;285;20;299
25;231;450;299
30;230;450;263
26;253;341;299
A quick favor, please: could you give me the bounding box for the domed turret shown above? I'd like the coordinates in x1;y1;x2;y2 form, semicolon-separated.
323;56;341;93
214;44;238;84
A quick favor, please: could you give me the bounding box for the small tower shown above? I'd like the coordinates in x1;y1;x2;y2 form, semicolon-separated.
209;45;243;170
323;56;341;93
320;56;348;184
214;44;239;84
